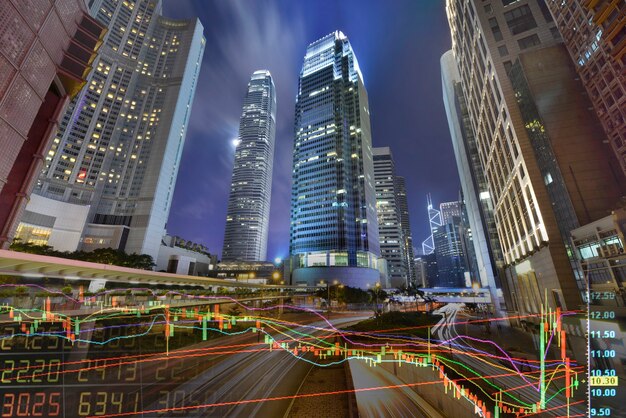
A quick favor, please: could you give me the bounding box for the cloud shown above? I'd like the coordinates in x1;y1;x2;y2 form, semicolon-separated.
164;0;307;255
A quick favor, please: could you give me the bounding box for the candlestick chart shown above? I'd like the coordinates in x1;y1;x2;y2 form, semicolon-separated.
0;284;602;417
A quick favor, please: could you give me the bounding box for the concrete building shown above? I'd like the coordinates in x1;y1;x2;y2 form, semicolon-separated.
28;0;205;260
545;0;626;177
0;0;105;248
222;70;276;262
373;147;409;288
289;31;381;288
14;194;89;252
445;0;625;315
156;235;216;276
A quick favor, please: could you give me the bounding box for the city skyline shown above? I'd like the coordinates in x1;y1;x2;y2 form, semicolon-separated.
162;1;457;260
0;1;623;416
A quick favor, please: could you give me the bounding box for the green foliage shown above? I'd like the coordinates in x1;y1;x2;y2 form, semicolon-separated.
60;286;73;295
315;285;374;304
9;240;155;270
345;311;440;336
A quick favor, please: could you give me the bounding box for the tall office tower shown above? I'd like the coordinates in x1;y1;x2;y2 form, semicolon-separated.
30;0;205;259
395;176;416;285
446;0;625;313
442;48;507;312
0;1;105;248
433;200;469;288
289;31;381;288
414;257;428;287
373;147;408;288
440;201;463;224
222;70;276;262
545;1;626;177
424;252;439;287
422;194;442;255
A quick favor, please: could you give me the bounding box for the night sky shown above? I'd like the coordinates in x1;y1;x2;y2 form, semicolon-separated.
163;0;459;261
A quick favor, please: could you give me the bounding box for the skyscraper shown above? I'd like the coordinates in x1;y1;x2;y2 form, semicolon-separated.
0;1;105;248
373;147;408;288
222;70;276;262
421;194;442;255
545;1;626;177
440;201;463;225
441;49;506;313
27;0;205;259
445;0;625;313
433;200;469;288
289;31;381;288
395;176;416;286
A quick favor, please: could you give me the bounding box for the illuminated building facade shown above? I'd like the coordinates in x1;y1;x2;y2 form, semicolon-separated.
0;0;105;248
395;176;416;286
222;70;276;262
433;201;468;288
373;147;408;288
29;0;205;259
445;0;625;314
442;48;506;312
422;194;442;255
545;0;626;177
289;31;381;288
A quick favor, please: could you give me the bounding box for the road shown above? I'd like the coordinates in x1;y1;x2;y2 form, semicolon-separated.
131;313;367;417
349;358;444;418
433;303;585;417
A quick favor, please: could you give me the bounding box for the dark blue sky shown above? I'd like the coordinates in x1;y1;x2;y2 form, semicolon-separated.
163;0;459;261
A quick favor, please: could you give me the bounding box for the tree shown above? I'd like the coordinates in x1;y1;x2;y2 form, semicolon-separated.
10;239;54;256
9;240;155;271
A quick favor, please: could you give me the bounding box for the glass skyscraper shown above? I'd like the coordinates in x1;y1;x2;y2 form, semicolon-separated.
28;0;205;259
222;70;276;262
433;201;468;288
289;31;381;288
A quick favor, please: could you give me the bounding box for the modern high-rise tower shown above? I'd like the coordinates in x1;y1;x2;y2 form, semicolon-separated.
422;194;442;255
289;31;381;288
445;0;625;314
373;147;408;288
433;200;469;288
441;49;506;313
222;70;276;262
27;0;205;260
395;176;416;286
